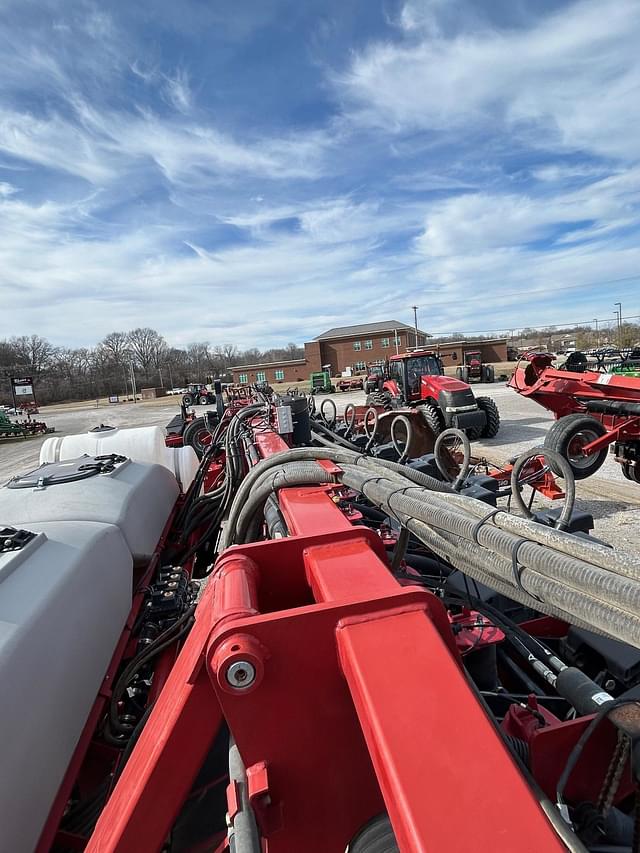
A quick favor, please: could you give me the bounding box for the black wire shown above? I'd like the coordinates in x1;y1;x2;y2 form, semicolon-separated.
556;699;640;812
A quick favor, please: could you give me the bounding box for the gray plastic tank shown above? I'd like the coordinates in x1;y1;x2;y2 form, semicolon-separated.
0;455;180;561
0;521;133;853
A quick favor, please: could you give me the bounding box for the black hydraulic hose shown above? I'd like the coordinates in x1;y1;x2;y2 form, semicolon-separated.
511;447;576;531
434;428;471;491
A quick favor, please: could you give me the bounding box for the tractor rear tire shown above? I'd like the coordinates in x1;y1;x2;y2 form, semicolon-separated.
482;365;495;383
418;403;444;437
477;396;500;438
460;366;470;383
199;395;209;405
183;416;214;459
544;414;608;479
456;367;463;380
347;815;398;853
366;391;392;410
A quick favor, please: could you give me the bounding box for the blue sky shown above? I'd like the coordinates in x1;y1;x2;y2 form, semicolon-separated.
1;0;639;349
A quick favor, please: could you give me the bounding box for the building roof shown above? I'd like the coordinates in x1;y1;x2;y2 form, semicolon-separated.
315;320;429;341
232;358;306;370
434;337;508;347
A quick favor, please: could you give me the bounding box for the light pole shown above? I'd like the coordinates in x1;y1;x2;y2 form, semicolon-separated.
412;305;419;348
130;362;138;403
593;318;600;348
614;302;622;347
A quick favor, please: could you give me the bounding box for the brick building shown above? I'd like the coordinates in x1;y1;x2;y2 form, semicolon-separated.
304;321;429;376
230;323;508;385
231;321;428;385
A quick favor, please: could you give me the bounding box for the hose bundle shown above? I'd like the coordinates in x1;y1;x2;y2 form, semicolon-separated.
222;445;640;651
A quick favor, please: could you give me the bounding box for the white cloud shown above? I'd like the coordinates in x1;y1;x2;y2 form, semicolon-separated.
338;0;640;160
162;68;193;113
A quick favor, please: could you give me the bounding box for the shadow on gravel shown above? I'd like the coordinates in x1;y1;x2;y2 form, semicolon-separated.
483;424;549;443
585;500;632;521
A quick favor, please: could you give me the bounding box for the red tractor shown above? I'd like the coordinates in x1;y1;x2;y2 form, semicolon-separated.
366;349;500;438
182;383;216;407
510;351;640;483
456;350;495;383
364;364;385;394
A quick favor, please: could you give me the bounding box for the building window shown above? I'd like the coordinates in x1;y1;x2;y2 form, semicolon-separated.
256;371;266;382
353;341;361;351
365;339;373;350
274;369;284;381
381;338;390;348
354;361;366;371
239;373;248;384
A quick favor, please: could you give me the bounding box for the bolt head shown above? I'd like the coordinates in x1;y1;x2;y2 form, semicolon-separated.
226;660;256;689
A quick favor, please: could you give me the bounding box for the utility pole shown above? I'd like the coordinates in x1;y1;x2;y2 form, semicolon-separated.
394;328;399;354
594;319;600;348
130;362;138;403
614;302;622;347
412;305;419;348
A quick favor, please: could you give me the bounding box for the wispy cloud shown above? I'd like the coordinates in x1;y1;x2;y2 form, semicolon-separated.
1;0;639;348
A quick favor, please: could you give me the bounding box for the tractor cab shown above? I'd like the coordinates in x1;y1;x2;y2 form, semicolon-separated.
387;352;444;402
367;349;500;439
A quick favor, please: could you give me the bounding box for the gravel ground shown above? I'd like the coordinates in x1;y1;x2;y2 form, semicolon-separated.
2;387;639;549
330;384;640;550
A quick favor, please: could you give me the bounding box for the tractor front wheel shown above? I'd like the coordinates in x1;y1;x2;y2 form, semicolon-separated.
366;391;392;410
544;414;608;479
477;396;500;438
418;402;444;437
182;393;194;407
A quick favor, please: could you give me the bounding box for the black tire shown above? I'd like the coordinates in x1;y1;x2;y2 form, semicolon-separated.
460;366;470;383
483;365;495;383
366;391;392;410
455;366;463;380
477;396;500;438
182;393;194;407
418;402;444;436
348;815;398;853
329;385;336;393
183;416;214;459
198;395;209;405
622;463;640;483
544;414;608;479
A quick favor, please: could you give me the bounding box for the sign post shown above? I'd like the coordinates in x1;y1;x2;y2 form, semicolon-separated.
10;377;37;414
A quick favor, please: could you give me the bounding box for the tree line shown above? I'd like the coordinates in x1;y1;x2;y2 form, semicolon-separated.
0;330;304;405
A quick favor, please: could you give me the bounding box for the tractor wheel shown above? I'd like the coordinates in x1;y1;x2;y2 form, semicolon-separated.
366;391;392;410
199;395;209;405
347;815;398;853
183;416;214;459
459;366;470;383
455;367;463;380
477;396;500;438
622;463;640;483
482;365;495;383
182;393;194;407
544;414;608;479
418;402;444;437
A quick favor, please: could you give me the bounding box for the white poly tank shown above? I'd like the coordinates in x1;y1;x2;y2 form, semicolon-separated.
0;456;179;561
0;521;132;853
40;425;199;492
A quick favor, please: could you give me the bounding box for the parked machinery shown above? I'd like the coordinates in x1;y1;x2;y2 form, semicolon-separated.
510;350;640;483
456;349;496;383
366;349;500;439
0;411;52;438
309;370;336;395
5;385;640;853
182;383;216;407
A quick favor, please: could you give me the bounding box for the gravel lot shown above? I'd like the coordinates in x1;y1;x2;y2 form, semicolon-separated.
2;386;639;549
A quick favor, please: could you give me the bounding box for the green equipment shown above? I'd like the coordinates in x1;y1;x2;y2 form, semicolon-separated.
309;371;335;395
